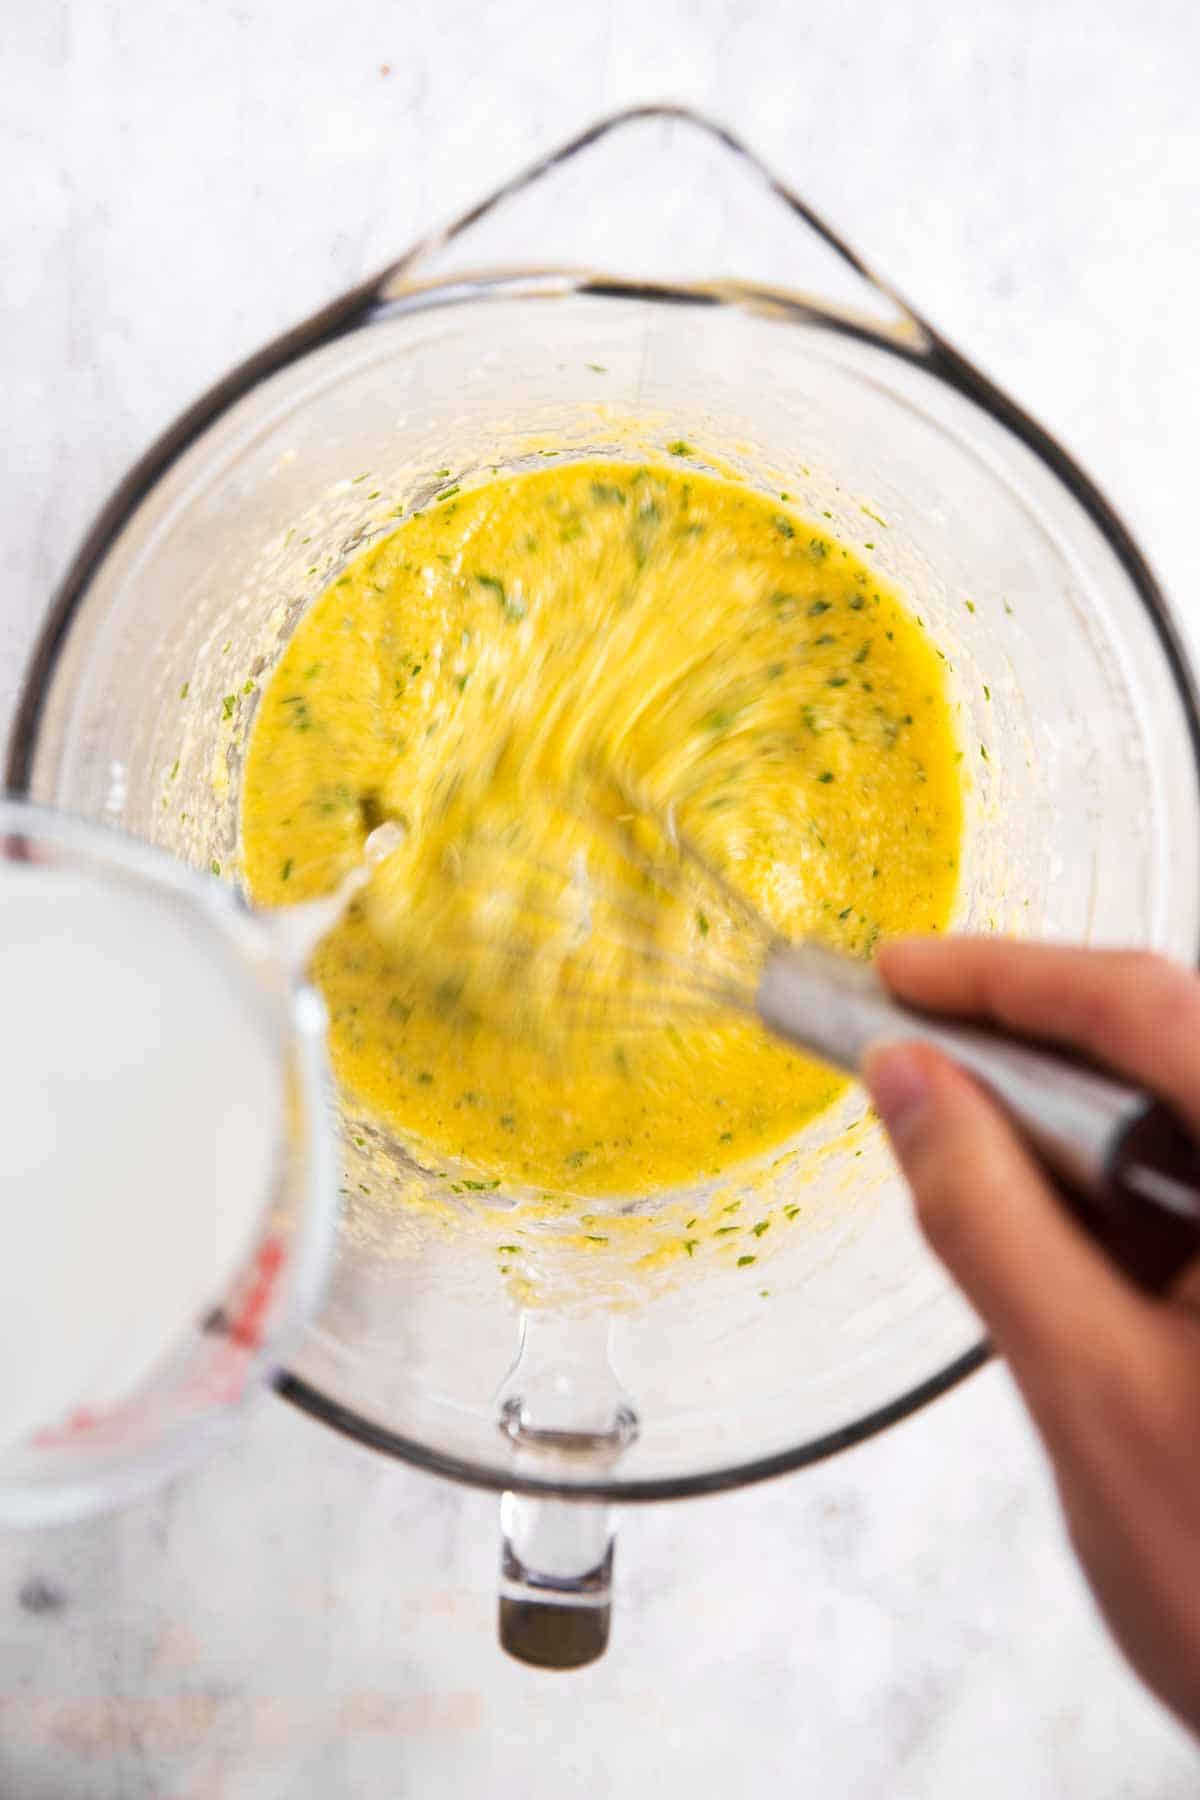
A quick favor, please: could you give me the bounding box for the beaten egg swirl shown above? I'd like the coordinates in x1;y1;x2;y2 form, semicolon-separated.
242;462;961;1196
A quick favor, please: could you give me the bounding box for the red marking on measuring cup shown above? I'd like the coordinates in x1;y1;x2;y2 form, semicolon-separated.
202;1234;288;1405
229;1236;285;1349
32;1399;155;1450
32;1406;101;1447
32;1236;292;1439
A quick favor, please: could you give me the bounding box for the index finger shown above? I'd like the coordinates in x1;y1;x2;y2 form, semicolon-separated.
876;937;1200;1136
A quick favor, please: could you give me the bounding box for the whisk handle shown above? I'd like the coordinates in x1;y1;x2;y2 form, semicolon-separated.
757;943;1200;1268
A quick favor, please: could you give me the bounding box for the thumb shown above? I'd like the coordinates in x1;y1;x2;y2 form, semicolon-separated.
863;1040;1153;1427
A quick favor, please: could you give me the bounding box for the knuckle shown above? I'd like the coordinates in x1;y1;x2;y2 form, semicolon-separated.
1111;948;1179;1000
1080;952;1182;1042
907;1149;975;1261
912;1188;964;1261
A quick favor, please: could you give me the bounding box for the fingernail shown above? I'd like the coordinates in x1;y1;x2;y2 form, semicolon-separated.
863;1043;931;1146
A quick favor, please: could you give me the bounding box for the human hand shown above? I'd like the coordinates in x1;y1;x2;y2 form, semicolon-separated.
864;937;1200;1733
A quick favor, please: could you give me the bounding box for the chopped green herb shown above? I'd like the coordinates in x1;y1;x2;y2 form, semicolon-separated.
736;1255;757;1268
697;911;710;937
668;440;694;457
476;573;526;621
168;758;180;781
683;1238;699;1257
221;694;236;719
585;1234;609;1244
590;482;626;506
437;484;460;501
179;680;190;699
980;743;990;762
774;515;795;538
983;684;991;701
818;771;835;784
808;599;832;616
704;707;737;732
586;362;607;373
281;858;293;881
498;1244;521;1255
210;859;221;877
965;599;976;614
751;1220;770;1238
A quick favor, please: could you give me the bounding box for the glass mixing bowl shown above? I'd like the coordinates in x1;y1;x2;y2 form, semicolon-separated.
10;108;1200;1664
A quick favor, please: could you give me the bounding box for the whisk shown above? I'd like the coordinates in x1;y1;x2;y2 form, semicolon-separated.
367;771;1200;1267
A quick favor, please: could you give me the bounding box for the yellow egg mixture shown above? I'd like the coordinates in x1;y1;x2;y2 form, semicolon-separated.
242;462;962;1197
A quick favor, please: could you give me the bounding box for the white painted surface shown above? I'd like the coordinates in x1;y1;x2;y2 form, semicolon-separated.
3;0;1199;1791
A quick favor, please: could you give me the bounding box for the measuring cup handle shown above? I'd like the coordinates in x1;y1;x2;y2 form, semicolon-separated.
498;1491;614;1669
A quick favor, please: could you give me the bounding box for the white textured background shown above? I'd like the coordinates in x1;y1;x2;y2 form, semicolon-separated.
3;1;1199;1793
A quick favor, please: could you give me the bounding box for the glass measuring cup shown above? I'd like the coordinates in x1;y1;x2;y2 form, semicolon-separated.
10;107;1200;1661
0;800;337;1527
